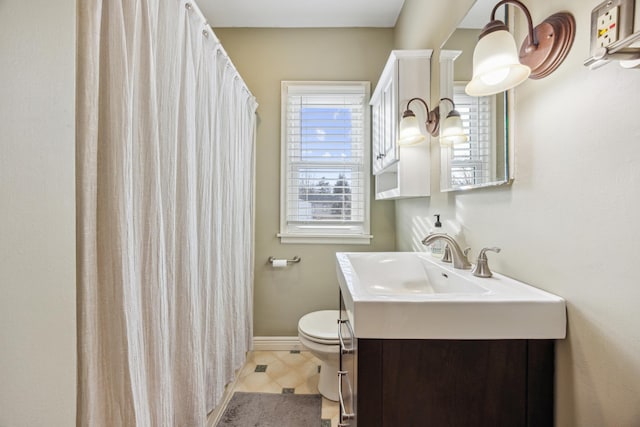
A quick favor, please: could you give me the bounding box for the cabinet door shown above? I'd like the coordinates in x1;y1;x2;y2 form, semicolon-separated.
381;340;527;427
371;62;399;174
371;98;384;174
379;64;399;170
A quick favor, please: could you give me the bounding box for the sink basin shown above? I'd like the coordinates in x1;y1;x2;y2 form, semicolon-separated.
336;252;566;340
348;252;489;296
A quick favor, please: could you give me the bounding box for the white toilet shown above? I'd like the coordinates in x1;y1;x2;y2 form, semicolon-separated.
298;310;340;401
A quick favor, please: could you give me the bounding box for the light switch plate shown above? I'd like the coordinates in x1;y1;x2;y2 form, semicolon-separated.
590;0;636;56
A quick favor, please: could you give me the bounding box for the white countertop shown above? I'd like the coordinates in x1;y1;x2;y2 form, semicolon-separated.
336;252;567;340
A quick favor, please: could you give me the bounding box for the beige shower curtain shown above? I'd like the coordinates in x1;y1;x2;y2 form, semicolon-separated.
76;0;256;425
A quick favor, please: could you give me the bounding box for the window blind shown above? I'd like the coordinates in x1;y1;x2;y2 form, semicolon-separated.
450;84;495;187
281;82;370;239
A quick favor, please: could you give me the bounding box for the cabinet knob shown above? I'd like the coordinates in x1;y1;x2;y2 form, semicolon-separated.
376;153;386;160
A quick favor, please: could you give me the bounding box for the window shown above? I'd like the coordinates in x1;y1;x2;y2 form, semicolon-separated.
279;81;371;244
449;83;496;187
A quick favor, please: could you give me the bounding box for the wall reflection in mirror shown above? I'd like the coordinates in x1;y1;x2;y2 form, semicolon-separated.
439;0;513;192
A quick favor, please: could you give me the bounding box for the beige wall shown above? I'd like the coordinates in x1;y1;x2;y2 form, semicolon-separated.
215;28;396;336
0;0;77;425
442;28;479;82
395;0;640;425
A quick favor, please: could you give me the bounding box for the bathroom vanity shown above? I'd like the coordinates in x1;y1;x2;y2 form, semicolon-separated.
335;252;566;427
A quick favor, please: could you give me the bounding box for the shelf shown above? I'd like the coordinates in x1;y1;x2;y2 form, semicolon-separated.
584;30;640;68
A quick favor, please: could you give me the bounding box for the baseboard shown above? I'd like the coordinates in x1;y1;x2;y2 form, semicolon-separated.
252;336;302;351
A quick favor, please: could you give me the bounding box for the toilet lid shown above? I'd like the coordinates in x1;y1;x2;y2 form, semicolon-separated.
298;310;340;342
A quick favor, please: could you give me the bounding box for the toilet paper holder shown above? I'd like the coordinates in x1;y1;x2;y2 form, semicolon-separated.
268;256;301;265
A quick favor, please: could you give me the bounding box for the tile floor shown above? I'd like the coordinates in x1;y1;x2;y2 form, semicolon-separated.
216;350;339;427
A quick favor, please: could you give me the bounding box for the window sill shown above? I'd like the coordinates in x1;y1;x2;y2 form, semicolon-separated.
277;233;373;245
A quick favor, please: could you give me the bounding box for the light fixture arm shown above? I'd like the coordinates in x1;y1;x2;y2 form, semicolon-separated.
403;97;441;136
489;0;537;49
404;97;431;119
439;97;456;111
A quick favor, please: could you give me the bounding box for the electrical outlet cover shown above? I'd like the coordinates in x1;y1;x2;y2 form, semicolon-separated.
597;6;619;47
590;0;635;56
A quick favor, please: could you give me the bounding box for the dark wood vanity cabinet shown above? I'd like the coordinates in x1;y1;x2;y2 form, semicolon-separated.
338;292;555;427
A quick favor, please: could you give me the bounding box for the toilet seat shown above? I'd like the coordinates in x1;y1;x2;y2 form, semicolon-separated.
298;310;339;345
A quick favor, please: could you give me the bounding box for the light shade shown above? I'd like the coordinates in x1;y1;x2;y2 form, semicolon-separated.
439;112;468;146
465;29;531;97
398;114;426;145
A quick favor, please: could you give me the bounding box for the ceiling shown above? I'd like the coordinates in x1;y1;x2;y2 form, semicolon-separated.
198;0;406;28
458;0;498;29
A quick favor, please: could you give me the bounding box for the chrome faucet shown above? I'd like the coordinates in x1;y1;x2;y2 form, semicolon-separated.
421;233;472;269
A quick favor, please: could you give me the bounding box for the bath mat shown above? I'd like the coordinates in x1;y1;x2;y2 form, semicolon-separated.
216;392;322;427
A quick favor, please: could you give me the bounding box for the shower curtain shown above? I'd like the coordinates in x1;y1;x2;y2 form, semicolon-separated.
76;0;257;425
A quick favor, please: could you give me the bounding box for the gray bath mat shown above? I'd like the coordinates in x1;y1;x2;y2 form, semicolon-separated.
216;392;322;427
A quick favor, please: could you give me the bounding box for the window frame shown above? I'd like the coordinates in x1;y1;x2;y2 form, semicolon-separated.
278;81;372;245
446;82;497;188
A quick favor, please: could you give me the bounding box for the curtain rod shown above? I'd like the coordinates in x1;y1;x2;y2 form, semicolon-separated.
185;1;256;102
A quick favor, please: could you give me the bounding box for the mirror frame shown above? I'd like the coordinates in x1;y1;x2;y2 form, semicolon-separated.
438;4;515;192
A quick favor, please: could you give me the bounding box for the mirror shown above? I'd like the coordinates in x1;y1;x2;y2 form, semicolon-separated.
439;0;513;192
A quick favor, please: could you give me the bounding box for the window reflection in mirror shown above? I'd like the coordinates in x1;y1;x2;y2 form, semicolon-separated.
439;1;512;192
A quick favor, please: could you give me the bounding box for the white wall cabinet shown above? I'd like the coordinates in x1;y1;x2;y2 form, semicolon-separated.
370;50;432;200
371;72;398;173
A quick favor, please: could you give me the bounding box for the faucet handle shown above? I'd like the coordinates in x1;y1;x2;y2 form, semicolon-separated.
478;247;501;259
472;247;501;278
441;244;452;263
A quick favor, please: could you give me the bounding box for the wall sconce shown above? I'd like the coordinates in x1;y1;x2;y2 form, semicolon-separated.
398;97;468;146
465;0;575;97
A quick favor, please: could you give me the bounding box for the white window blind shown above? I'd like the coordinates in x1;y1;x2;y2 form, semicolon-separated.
279;82;371;244
450;83;496;187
